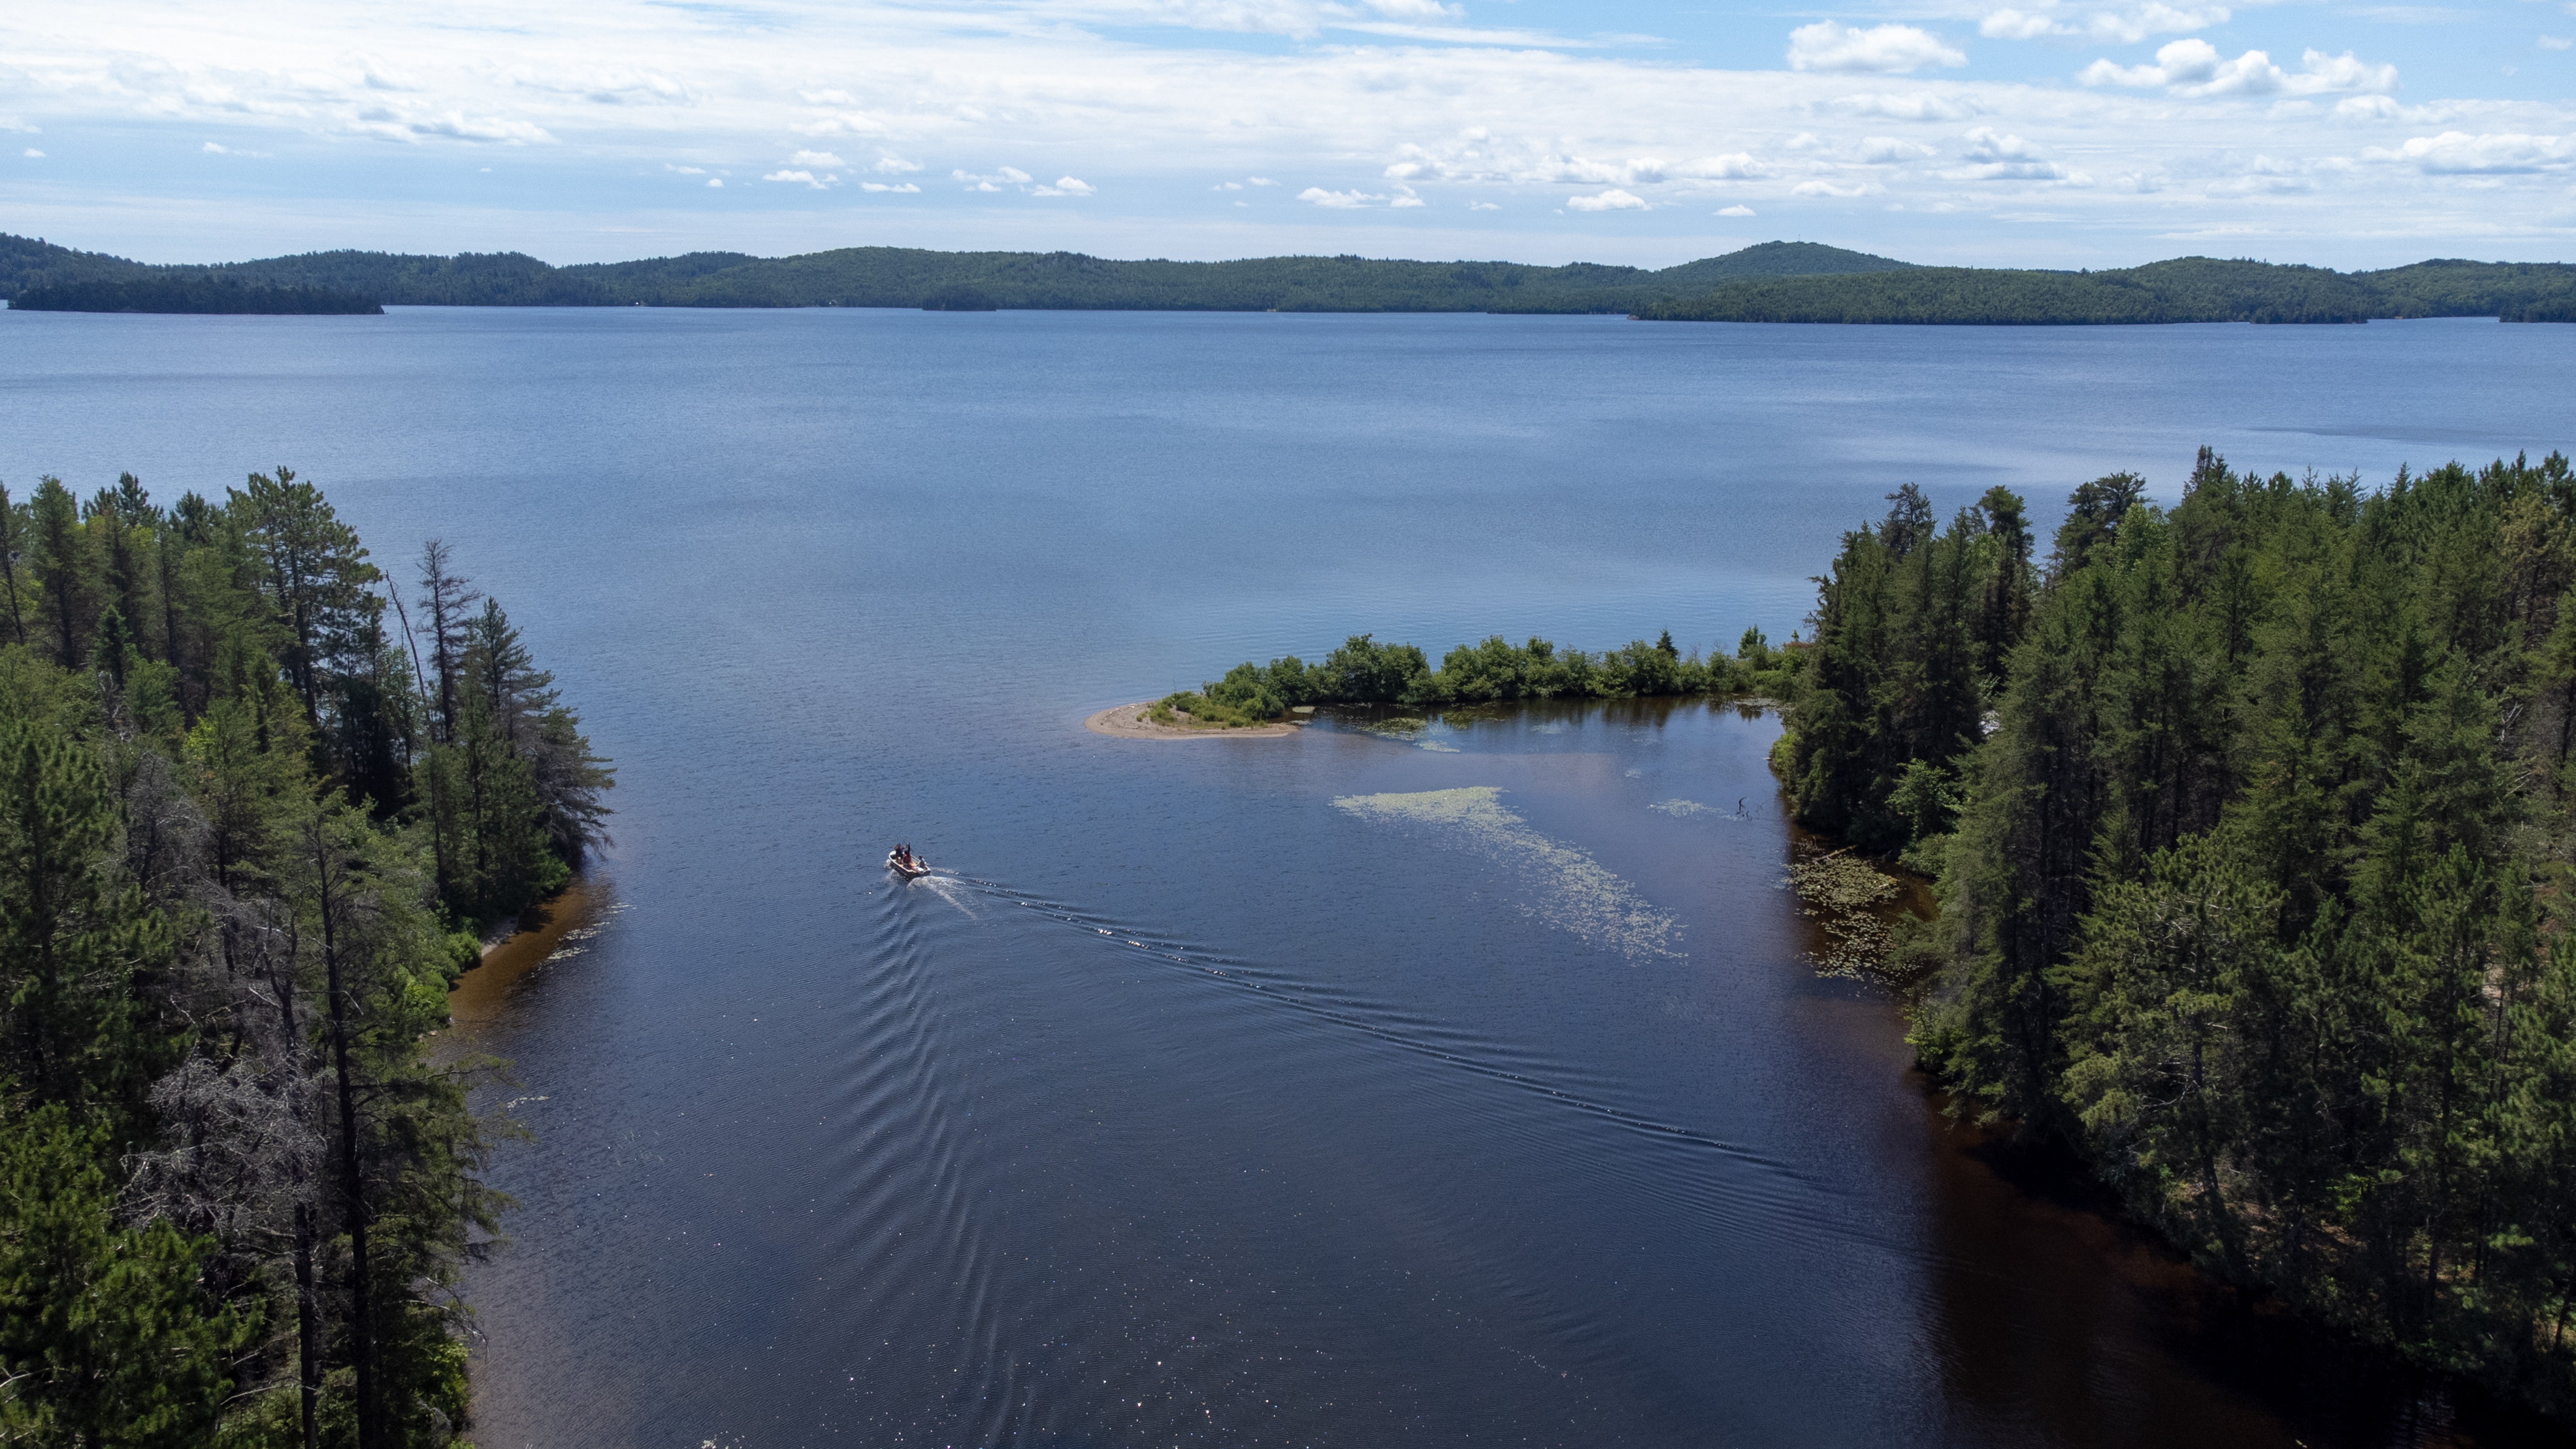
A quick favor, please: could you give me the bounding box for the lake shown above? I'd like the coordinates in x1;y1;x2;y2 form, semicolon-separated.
7;306;2575;1446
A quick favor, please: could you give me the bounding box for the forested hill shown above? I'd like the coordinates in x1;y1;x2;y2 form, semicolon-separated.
0;233;1912;313
1636;255;2576;323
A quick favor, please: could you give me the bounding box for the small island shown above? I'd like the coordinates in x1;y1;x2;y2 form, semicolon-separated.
1101;627;1806;740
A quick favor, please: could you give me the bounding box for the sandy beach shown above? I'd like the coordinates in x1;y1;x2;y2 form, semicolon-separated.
1084;702;1306;740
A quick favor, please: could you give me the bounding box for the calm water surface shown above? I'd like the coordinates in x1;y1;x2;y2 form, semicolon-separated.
8;308;2576;1447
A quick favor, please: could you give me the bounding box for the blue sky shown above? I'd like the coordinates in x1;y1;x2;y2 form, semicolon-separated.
3;0;2571;269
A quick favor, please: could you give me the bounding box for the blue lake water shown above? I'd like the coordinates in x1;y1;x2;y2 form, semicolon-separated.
7;307;2575;1447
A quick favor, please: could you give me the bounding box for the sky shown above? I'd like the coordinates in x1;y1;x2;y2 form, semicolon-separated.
1;0;2571;270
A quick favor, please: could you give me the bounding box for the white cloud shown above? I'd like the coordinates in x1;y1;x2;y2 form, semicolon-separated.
1790;179;1885;197
2080;41;2399;97
1565;187;1648;210
1942;127;2088;181
1981;4;2230;44
873;153;922;174
2542;35;2573;50
1716;204;1756;216
792;112;887;138
202;140;272;156
1825;92;1987;122
763;168;834;188
2335;94;2404;122
1032;175;1094;195
789;150;845;168
348;105;553;145
1467;200;1499;210
1787;22;1967;75
1247;176;1277;186
22;148;42;158
2364;131;2573;173
706;177;722;187
1388;184;1424;206
504;67;689;106
860;180;921;192
664;163;705;174
1297;186;1382;207
1853;136;1939;163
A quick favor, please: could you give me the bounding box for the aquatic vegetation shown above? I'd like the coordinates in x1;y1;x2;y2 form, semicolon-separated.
1332;787;1682;960
1786;849;1903;981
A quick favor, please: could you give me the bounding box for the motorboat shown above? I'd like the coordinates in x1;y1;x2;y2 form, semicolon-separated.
886;850;932;878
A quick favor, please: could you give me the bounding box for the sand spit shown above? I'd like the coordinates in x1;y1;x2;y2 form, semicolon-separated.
1084;702;1306;740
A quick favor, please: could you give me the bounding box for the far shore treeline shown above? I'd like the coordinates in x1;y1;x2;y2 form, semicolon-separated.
7;232;2573;323
0;467;610;1445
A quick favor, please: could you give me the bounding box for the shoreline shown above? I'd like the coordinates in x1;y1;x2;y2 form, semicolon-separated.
1084;702;1307;740
448;877;608;1027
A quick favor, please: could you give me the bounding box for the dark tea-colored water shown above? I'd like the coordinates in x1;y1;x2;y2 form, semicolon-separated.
8;307;2575;1447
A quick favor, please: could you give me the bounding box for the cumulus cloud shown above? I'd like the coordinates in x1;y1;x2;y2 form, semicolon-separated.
1787;22;1967;74
2364;131;2573;173
860;180;921;192
664;163;705;174
348;105;552;144
2542;35;2573;50
22;148;43;158
504;67;689;106
1383;135;1767;187
1032;175;1094;195
1790;179;1884;197
202;140;272;156
706;177;722;187
1297;186;1382;206
1467;199;1499;210
1825;91;1987;122
789;150;845;168
953;165;1033;191
1981;3;2230;44
873;153;922;174
764;168;834;188
1565;187;1648;210
1716;204;1756;216
1942;127;2089;182
2080;41;2399;97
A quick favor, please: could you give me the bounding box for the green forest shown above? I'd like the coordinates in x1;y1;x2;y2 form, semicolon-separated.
8;231;2572;322
10;278;380;316
0;468;610;1445
0;235;1908;314
1635;256;2576;325
1784;450;2576;1419
1158;627;1805;726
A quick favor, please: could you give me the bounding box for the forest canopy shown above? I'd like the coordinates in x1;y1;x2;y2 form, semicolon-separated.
0;467;609;1446
1780;449;2576;1420
7;233;2569;322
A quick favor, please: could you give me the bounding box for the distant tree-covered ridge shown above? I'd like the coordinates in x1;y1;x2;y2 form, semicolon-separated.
0;465;611;1444
1636;255;2576;325
8;232;2568;321
12;275;382;315
0;233;1910;314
